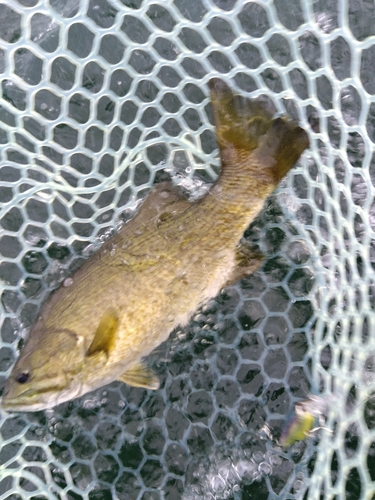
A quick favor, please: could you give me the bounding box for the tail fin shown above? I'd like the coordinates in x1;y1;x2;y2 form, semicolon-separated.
209;78;309;182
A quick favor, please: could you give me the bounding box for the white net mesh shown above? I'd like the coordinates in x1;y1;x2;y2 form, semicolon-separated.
0;0;375;498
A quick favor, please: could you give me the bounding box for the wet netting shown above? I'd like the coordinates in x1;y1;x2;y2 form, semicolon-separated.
0;0;375;499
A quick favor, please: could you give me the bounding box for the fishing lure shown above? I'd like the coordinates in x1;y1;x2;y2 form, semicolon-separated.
280;395;329;447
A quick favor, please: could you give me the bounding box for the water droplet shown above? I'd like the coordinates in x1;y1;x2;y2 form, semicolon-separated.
63;278;74;287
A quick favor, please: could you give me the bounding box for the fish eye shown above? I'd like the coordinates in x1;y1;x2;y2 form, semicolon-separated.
15;372;30;384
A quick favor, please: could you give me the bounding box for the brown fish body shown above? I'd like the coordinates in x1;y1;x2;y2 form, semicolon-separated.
2;79;309;411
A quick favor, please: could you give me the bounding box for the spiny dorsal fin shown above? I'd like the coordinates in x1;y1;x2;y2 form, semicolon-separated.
117;180;191;241
118;362;160;390
86;308;119;358
135;180;190;220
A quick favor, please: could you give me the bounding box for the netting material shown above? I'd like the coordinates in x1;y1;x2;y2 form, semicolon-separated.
0;0;375;498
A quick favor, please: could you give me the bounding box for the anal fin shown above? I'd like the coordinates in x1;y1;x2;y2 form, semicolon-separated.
225;241;264;287
118;362;160;390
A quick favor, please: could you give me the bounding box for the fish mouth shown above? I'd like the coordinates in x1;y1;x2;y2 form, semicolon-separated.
1;391;78;412
1;382;82;412
1;386;55;412
1;385;55;412
1;396;51;413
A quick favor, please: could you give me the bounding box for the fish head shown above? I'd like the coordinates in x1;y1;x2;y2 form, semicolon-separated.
2;326;86;412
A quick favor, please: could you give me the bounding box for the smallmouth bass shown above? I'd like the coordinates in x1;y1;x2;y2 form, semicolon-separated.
2;79;309;411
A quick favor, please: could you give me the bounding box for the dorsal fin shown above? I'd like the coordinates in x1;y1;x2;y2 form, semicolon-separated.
135;180;190;222
120;180;191;243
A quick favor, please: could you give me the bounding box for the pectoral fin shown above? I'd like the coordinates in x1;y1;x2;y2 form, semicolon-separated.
226;242;264;287
86;308;119;358
118;362;160;390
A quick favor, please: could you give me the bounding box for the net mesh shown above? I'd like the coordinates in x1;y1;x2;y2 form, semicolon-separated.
0;0;375;498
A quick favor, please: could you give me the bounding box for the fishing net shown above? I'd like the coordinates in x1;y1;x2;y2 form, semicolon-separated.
0;0;374;498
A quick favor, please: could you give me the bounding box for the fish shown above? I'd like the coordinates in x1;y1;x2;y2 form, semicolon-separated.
1;78;309;412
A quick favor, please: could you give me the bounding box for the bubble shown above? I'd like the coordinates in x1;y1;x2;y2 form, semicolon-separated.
258;461;272;475
253;451;264;464
294;479;303;491
211;476;225;492
235;459;257;480
82;244;96;257
269;454;282;466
